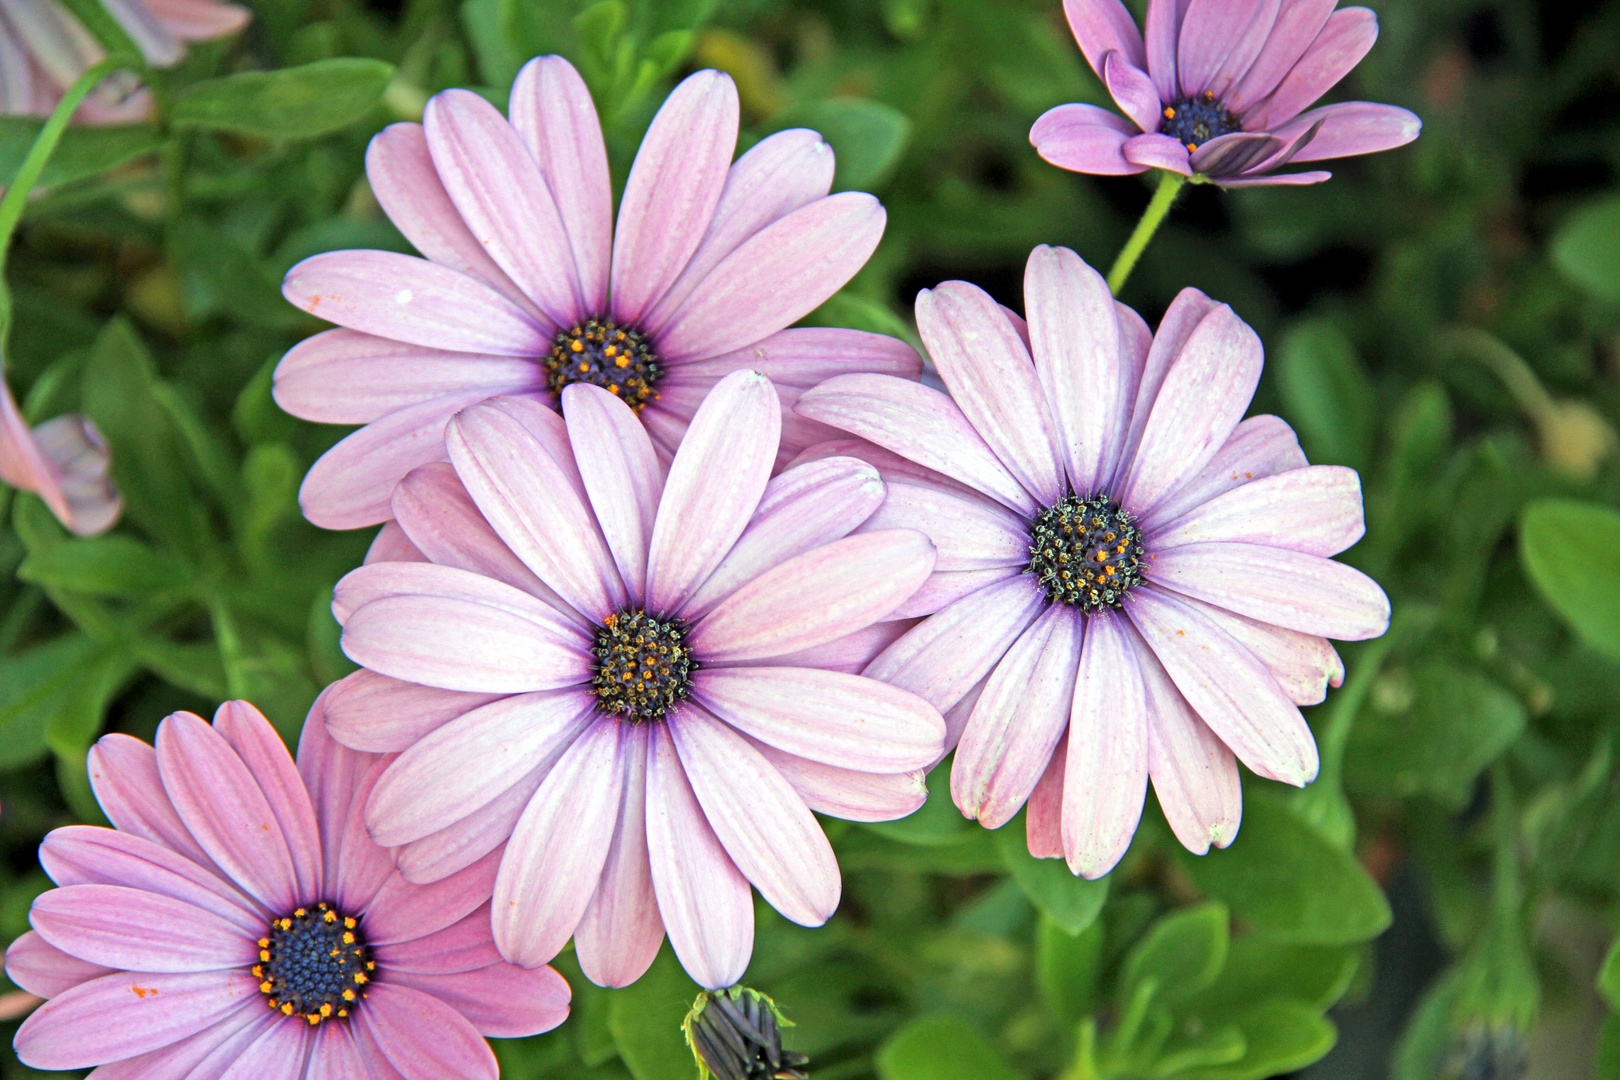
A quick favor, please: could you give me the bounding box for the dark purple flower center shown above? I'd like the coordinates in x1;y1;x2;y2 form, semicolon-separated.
545;318;663;411
1027;494;1145;612
1160;91;1242;152
255;902;373;1025
591;609;696;720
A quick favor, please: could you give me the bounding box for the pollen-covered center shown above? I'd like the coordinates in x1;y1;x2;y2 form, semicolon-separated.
1160;91;1242;153
256;902;372;1026
544;318;662;410
1027;494;1146;612
591;609;696;721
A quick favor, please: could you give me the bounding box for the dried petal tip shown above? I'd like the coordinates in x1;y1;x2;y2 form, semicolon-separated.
683;986;810;1080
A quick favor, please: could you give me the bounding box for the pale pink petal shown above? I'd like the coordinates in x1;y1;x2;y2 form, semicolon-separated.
1214;170;1332;187
283;251;549;356
335;559;589;651
5;931;114;998
447;399;626;619
1227;0;1336;116
1122;132;1195;173
1141;413;1307;528
1119;304;1261;518
1148;464;1364;556
1198;596;1344;705
327;759;397;915
1127;585;1317;784
39;827;262;933
1026;739;1065;859
273;328;537;425
303;1023;368;1080
795;374;1037;515
940;674;989;757
1257;6;1378;126
211;1009;310;1080
1030;103;1145;176
858;480;1029;572
611;70;739;326
210;701;323;903
574;723;664;988
1148;542;1390;639
1024;245;1125;497
745;737;928;822
492;718;624;967
952;606;1084;830
1271;100;1421;163
373;907;500;975
1104;51;1162;133
1062;0;1147;77
392;962;571;1038
889;565;1025;621
425;89;585;324
657;194;886;364
14;970;258;1071
563;383;663;599
0;385;120;536
695;666;943;772
646;370;780;612
1062;612;1148;879
509;55;612;314
1113;288;1219;488
364;981;498;1080
645;724;753;989
145;0;250;38
366;690;596;847
87;1003;272;1080
364;124;543;319
671;708;839;926
1175;0;1282;101
366;521;423;564
323;670;498;753
863;575;1046;714
692;530;935;661
675;326;921;385
394;769;542;884
916;281;1064;504
363;847;504;945
1146;0;1193;103
754;618;918;675
646;128;836;334
1136;637;1242;854
86;734;212;867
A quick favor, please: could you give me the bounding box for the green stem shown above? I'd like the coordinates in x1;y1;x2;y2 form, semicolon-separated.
1105;171;1187;296
0;55;138;345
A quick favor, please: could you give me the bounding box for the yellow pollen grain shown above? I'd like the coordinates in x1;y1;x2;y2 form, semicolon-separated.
343;931;355;944
321;1003;333;1017
603;345;617;357
343;989;357;1002
294;908;306;917
571;340;584;352
1164;106;1175;119
260;981;274;993
281;1003;294;1015
323;910;338;923
1186;142;1198;152
345;918;357;929
306;1014;321;1026
258;938;270;948
260;950;271;962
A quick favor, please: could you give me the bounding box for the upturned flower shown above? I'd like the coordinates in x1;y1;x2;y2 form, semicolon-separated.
276;55;914;531
325;370;946;989
0;0;247;123
0;364;120;535
6;698;568;1077
1031;0;1420;186
795;245;1390;878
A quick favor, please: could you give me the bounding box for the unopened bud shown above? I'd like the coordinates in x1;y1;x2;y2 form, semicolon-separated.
683;986;809;1080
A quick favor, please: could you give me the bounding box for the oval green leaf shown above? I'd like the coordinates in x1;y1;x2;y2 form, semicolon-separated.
1521;498;1620;661
172;59;394;139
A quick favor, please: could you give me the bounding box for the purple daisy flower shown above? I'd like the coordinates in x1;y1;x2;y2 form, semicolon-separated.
323;370;946;990
1031;0;1421;186
275;55;916;531
6;698;569;1077
795;245;1390;878
1;364;120;536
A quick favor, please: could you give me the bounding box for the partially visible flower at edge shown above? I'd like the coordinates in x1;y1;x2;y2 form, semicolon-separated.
0;0;248;124
325;370;946;990
684;986;809;1080
796;244;1391;878
0;362;120;535
1031;0;1421;187
5;697;568;1077
276;54;915;531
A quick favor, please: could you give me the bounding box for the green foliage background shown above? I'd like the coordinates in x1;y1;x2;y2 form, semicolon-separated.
4;0;1620;1077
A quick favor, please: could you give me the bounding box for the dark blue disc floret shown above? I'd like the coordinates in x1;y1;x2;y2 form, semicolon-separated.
591;609;697;721
1027;493;1146;612
255;902;373;1025
1159;91;1243;151
545;318;663;411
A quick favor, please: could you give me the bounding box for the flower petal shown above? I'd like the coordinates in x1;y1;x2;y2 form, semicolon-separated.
1104;51;1163;134
493;717;625;968
1121;132;1194;173
5;931;114;998
645;724;753;990
1138;640;1242;854
744;738;928;822
859;480;1029;572
1175;0;1282;101
30;885;254;974
1113;288;1218;487
1062;0;1147;77
364;981;499;1080
644;370;779;612
1026;739;1065;859
394;768;543;884
671;708;839;926
1149;463;1363;556
675;326;922;385
953;605;1085;830
1227;0;1336;116
574;723;665;988
563;384;664;600
1184;595;1343;705
1127;585;1318;785
1030;103;1145;176
86;733;212;867
1214;169;1332;187
611;70;739;326
392;961;571;1038
757;618;919;675
39;827;262;933
1272;100;1422;163
1190;131;1284;176
1062;612;1148;879
1148;541;1390;639
323;670;498;753
91;1002;273;1080
1142;413;1307;528
1257;6;1378;126
210;701;323;904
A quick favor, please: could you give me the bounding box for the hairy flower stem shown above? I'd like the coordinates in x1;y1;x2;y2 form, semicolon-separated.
1105;171;1187;296
0;55;138;347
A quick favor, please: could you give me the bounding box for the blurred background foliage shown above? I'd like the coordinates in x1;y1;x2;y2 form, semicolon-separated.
4;0;1620;1076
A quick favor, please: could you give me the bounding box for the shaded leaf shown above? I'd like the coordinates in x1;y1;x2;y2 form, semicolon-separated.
1521;499;1620;661
172;59;395;139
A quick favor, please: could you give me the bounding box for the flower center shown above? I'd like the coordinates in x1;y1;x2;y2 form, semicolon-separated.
544;318;662;411
1160;91;1242;152
255;902;372;1025
590;609;696;720
1027;493;1145;612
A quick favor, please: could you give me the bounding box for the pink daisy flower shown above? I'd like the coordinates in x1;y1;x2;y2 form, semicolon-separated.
1031;0;1420;186
0;0;248;124
325;370;946;989
795;245;1390;878
0;367;120;535
6;698;569;1077
275;55;915;531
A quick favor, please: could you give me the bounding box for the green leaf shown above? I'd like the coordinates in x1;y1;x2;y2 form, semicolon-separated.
1600;937;1620;1010
1551;194;1620;303
1190;1000;1336;1080
0;634;102;770
996;821;1108;935
1037;915;1104;1022
1177;790;1391;944
0;119;163;191
863;768;970;845
608;946;702;1080
1521;499;1620;661
1121;902;1229;1006
18;535;190;597
172;59;395;139
1275;319;1375;472
768;99;912;191
1182;939;1359;1024
1344;662;1526;806
877;1014;1025;1080
44;646;136;759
